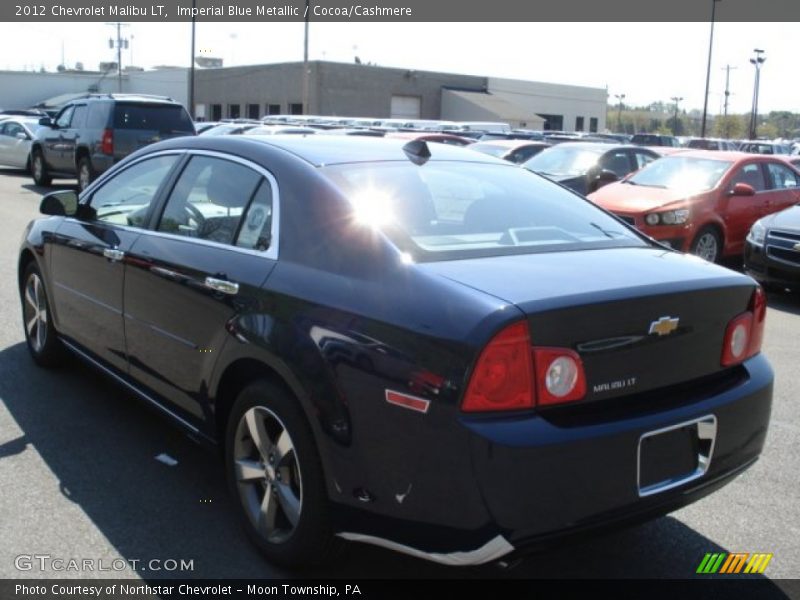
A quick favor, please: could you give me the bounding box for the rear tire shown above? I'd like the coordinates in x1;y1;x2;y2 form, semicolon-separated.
20;262;66;367
225;379;342;567
690;227;722;263
77;157;95;192
31;149;52;187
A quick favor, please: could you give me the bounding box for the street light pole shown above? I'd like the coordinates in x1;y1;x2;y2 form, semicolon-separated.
302;0;310;115
670;96;683;135
700;0;721;138
749;49;766;140
614;93;626;133
189;0;196;119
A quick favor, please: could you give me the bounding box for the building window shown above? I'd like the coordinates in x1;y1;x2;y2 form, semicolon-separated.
247;104;260;119
211;104;222;121
289;103;303;115
227;104;240;119
537;114;563;131
575;116;584;132
590;117;598;133
267;104;281;115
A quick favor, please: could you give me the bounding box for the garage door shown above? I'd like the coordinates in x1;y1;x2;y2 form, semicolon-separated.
390;95;421;119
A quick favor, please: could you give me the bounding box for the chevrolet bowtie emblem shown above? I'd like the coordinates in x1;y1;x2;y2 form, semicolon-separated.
649;316;680;336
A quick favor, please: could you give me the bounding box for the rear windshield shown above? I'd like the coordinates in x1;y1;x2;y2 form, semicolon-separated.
322;161;646;261
113;103;194;133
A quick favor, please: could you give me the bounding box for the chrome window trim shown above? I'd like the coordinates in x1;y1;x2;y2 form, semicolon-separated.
77;148;281;261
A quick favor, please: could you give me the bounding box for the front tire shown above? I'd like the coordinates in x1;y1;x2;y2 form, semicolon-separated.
77;157;95;192
31;149;52;187
225;380;341;567
690;227;722;263
20;262;65;367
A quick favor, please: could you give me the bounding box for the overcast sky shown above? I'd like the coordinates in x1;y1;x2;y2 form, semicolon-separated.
0;21;795;114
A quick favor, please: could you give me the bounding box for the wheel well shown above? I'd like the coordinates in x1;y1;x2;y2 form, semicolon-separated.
213;358;297;445
18;250;36;288
75;147;90;167
693;223;724;247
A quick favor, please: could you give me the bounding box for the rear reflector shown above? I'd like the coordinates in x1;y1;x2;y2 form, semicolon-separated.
462;321;534;412
385;390;430;414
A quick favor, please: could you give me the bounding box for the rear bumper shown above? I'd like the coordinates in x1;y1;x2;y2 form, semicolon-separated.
337;354;772;565
466;353;772;548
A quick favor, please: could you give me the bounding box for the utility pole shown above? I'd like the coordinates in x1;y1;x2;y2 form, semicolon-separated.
721;64;737;118
700;0;721;138
614;93;626;133
189;0;196;119
670;97;683;135
749;49;766;140
302;0;310;115
106;22;130;92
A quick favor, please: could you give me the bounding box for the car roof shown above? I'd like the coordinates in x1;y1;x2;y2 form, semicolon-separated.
547;142;643;152
231;134;500;166
667;149;774;162
472;139;548;150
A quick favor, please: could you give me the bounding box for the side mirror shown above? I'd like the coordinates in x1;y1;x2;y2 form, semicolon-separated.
730;182;756;197
16;132;28;141
40;190;79;217
595;169;620;183
38;117;53;127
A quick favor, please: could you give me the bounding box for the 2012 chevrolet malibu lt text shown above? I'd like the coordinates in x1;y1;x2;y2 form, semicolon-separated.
18;135;773;567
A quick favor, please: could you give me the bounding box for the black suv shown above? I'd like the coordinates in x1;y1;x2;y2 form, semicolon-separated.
31;94;195;191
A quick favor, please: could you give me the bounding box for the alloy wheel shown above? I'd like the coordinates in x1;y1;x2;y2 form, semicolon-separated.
23;272;48;353
79;164;90;191
33;155;43;182
694;232;719;262
233;406;303;544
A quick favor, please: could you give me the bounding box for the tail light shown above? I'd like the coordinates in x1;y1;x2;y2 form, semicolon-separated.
462;321;586;413
721;286;766;367
462;322;533;412
101;128;114;155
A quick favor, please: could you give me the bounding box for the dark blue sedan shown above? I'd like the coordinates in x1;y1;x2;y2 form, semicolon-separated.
19;135;772;567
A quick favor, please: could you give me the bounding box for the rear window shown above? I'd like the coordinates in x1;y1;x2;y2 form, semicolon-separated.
113;103;194;133
322;161;645;261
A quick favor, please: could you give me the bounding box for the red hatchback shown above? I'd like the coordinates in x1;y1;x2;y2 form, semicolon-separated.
588;150;800;262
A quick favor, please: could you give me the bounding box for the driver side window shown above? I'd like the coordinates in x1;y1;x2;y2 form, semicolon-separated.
89;154;180;228
156;156;261;245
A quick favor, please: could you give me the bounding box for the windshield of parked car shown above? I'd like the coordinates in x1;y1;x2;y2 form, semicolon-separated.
626;156;732;193
522;145;603;178
323;161;646;261
469;143;508;158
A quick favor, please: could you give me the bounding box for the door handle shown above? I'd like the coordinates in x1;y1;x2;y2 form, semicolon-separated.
204;277;239;295
103;248;125;262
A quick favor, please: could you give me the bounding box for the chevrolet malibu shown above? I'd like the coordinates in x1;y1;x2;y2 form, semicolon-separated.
588;150;800;263
19;135;773;567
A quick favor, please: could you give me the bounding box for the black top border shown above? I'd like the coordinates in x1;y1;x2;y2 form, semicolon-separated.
3;0;800;22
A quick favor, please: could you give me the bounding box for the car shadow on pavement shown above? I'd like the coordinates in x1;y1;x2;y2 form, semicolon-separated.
0;341;787;587
765;289;800;316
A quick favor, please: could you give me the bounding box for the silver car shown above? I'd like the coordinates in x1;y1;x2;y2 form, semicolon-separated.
0;118;43;170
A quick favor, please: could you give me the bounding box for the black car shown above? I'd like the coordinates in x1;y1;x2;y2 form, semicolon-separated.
523;142;660;194
745;204;800;290
31;93;195;191
20;135;772;567
630;133;681;147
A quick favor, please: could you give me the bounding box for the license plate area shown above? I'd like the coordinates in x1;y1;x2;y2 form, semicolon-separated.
637;415;717;497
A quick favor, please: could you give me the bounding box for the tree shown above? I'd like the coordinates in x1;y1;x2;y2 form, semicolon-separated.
713;114;746;139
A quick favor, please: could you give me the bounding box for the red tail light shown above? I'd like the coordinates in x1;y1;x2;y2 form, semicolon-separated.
721;286;766;367
101;128;114;155
462;322;587;413
462;322;534;412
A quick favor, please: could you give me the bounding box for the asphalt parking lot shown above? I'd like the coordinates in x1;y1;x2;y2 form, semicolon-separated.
0;167;798;587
